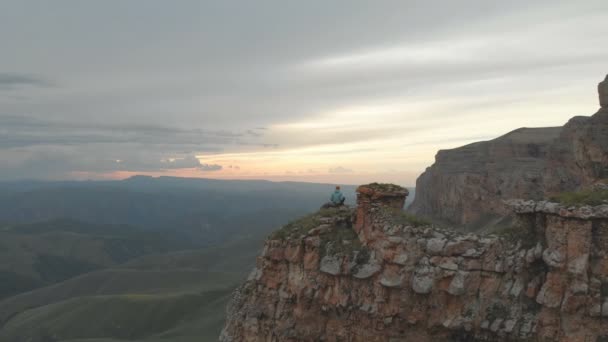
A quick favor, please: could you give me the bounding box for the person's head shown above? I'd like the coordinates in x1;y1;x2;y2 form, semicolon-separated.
335;186;340;191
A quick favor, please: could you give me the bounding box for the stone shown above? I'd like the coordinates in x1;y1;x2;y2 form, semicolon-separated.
542;249;564;269
463;248;482;257
490;318;503;333
320;255;342;275
589;303;602;317
352;255;382;279
380;270;404;288
444;239;476;256
426;238;447;254
536;272;565;308
410;258;435;294
387;236;404;244
308;224;332;236
438;259;459;271
412;273;434;294
504;319;517;333
392;253;408;266
567;254;589;275
447;271;468;296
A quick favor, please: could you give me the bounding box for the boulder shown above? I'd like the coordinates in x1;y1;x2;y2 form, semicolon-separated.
320;255;342;275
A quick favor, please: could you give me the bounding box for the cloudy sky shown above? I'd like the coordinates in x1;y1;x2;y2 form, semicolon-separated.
1;1;607;185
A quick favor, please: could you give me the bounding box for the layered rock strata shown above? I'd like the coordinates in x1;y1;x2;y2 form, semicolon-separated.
409;75;608;228
221;185;608;341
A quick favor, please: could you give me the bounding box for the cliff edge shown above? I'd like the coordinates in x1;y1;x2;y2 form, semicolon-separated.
221;185;608;341
408;75;608;229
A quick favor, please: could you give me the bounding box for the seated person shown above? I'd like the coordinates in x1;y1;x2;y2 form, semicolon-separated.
328;186;345;207
321;186;346;209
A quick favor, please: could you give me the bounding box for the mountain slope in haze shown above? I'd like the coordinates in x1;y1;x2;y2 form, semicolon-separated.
0;219;191;301
0;239;263;342
0;176;363;246
409;74;608;229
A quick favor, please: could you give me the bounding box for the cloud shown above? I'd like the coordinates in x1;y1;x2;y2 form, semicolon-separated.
0;115;263;150
199;163;223;172
159;156;201;169
0;0;606;182
0;73;51;90
329;166;354;174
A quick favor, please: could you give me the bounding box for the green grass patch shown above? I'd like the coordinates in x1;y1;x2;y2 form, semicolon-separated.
363;183;406;192
379;207;430;227
494;225;538;249
549;188;608;206
269;207;366;257
270;208;351;240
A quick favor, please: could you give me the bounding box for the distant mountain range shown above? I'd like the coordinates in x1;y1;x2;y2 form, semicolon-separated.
0;176;363;244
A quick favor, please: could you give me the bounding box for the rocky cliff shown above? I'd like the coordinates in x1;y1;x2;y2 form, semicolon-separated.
409;75;608;228
221;184;608;341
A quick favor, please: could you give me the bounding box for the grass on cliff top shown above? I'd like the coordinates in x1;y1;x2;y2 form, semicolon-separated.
380;207;430;227
363;182;406;192
269;207;366;256
549;188;608;207
270;207;351;240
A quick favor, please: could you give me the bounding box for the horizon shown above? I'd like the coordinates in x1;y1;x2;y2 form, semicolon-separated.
0;173;415;188
1;1;607;185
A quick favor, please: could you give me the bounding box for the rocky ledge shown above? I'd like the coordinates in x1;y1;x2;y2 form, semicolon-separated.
507;199;608;219
221;185;608;342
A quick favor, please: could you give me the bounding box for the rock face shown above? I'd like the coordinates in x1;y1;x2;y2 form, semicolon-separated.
221;186;608;341
409;75;608;228
599;75;608;109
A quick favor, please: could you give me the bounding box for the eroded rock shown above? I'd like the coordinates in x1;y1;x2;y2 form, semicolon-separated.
222;190;608;342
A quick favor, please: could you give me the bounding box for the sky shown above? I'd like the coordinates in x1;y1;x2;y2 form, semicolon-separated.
0;1;607;186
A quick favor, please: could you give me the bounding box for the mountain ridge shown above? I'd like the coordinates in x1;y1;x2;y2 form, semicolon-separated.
409;75;608;229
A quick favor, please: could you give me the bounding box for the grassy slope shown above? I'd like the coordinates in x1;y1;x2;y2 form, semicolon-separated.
0;238;263;342
549;188;608;206
0;219;192;300
0;293;218;341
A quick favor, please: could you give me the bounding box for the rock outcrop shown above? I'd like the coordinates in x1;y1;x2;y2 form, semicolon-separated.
409;75;608;228
599;75;608;109
221;185;608;341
